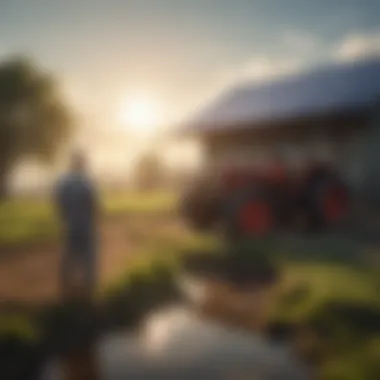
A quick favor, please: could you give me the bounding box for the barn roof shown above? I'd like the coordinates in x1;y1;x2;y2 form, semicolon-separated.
180;56;380;135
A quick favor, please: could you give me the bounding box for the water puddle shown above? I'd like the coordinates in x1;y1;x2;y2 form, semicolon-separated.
41;277;312;379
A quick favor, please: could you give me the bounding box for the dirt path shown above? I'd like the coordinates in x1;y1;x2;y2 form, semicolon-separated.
0;215;184;304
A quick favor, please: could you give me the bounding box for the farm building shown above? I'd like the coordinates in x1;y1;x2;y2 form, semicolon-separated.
178;57;380;237
180;57;380;177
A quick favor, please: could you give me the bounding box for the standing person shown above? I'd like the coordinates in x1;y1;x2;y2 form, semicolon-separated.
55;151;100;301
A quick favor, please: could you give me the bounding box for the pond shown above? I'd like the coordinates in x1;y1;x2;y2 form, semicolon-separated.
41;303;311;380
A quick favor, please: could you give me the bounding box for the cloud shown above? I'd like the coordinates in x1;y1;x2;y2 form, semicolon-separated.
210;29;324;94
181;55;306;123
169;28;380;125
184;30;316;119
203;55;304;107
204;28;379;102
233;56;303;82
282;30;320;53
334;31;380;62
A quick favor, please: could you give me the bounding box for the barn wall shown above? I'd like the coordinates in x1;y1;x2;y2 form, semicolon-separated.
346;107;380;208
202;115;370;174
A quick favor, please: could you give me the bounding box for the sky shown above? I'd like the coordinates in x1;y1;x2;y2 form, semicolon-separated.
1;0;379;186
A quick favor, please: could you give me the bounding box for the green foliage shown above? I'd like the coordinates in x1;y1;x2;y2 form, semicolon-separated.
0;314;39;342
104;254;180;328
179;242;280;288
0;313;42;379
270;262;379;325
265;261;380;379
0;55;74;197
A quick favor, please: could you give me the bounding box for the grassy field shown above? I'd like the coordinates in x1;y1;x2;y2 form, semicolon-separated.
1;193;379;379
275;261;380;379
103;191;177;215
1;241;379;379
0;192;178;247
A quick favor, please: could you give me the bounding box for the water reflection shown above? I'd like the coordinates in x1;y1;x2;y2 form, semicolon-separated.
138;306;311;379
178;274;277;331
40;272;313;380
43;305;311;379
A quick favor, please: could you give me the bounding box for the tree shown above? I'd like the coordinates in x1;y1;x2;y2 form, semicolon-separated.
0;56;73;199
133;151;166;190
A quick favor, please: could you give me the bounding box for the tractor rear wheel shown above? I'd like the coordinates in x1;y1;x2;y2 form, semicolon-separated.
226;188;274;240
305;177;350;231
317;180;349;227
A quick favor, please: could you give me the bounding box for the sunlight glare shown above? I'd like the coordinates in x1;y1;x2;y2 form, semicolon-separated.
119;96;160;134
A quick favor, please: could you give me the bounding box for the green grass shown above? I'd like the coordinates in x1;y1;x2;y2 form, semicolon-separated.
103;191;177;215
0;199;57;247
0;191;177;248
1;237;379;379
1;198;379;379
233;244;380;379
274;263;379;322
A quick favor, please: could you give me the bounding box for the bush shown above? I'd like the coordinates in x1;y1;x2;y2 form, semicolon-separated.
104;257;181;329
0;314;42;380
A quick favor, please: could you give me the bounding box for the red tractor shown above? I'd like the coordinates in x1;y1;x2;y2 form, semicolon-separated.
180;159;350;239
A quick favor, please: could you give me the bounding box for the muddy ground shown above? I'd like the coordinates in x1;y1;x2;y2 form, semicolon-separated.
0;215;187;304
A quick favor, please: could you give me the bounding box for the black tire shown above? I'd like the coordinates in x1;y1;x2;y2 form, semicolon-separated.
315;178;350;228
302;173;349;231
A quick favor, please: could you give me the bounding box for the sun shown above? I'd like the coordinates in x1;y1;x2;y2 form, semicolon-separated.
119;96;159;134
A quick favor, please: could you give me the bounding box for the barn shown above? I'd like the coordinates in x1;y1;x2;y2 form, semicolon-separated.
178;57;380;238
180;57;380;176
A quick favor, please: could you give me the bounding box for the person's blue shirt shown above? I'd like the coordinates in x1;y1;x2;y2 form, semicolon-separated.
55;172;98;236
